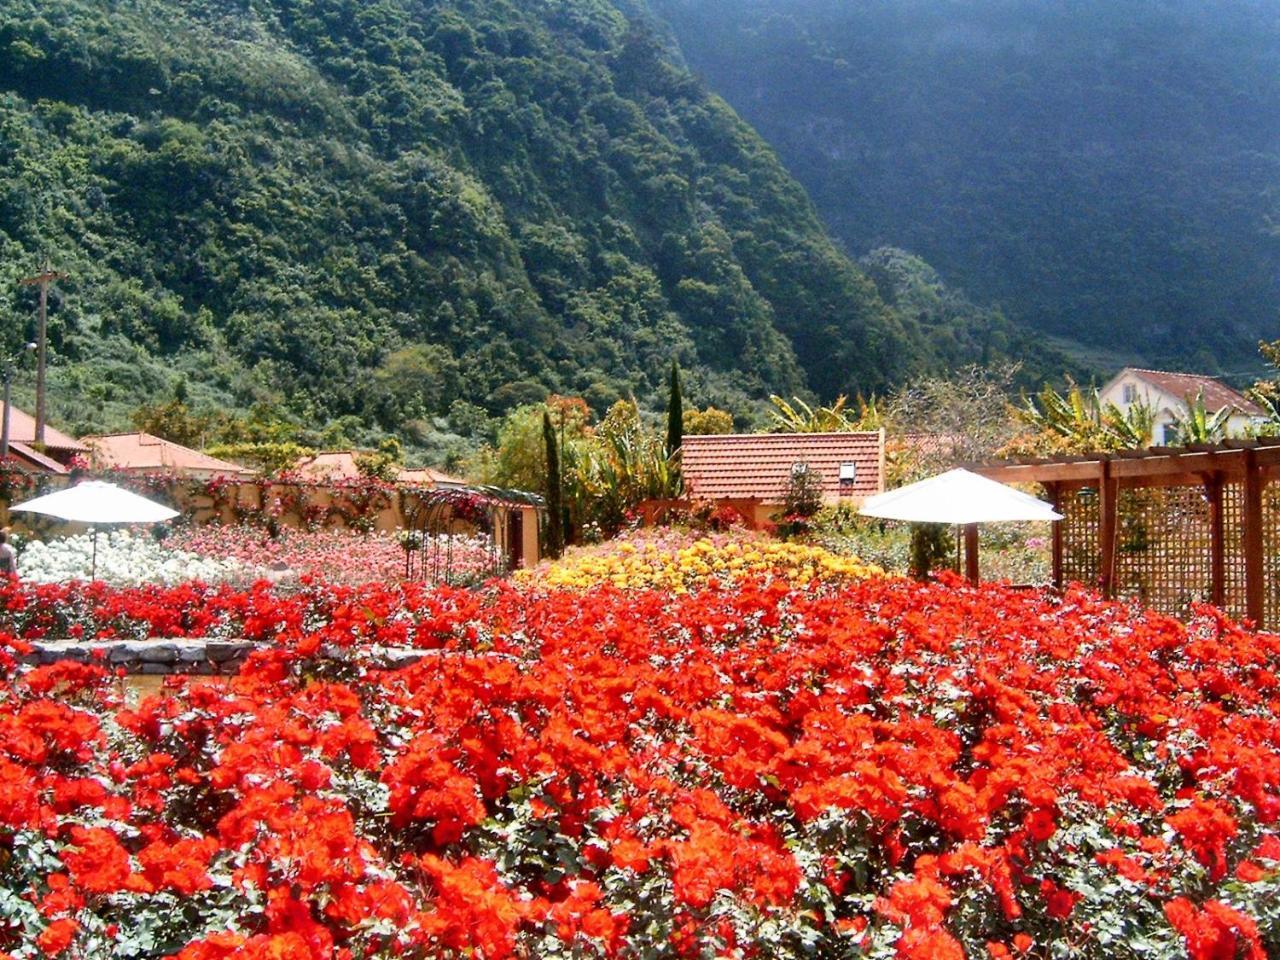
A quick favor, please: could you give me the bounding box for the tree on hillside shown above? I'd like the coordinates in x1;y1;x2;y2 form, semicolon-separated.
542;410;564;559
666;360;683;458
683;406;734;435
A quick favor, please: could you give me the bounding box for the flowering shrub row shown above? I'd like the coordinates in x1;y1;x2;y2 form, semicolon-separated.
18;531;252;588
0;576;485;647
163;525;497;587
522;530;881;592
1;576;1278;957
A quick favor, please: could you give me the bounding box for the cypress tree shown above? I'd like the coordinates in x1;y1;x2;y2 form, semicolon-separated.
666;359;683;457
542;410;564;559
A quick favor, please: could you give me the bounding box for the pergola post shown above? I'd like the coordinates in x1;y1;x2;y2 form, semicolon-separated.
1047;482;1064;590
1244;449;1265;627
1204;474;1225;608
1098;460;1118;599
964;523;979;585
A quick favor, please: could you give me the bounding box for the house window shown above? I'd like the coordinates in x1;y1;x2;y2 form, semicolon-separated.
1122;384;1138;404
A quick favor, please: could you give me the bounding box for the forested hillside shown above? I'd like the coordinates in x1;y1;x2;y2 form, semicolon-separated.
0;0;1064;452
653;0;1280;375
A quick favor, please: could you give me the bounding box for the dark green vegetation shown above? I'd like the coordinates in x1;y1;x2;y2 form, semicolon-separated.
0;0;1067;459
653;0;1280;375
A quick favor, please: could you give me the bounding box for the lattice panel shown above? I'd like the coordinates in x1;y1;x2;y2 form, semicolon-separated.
1060;486;1101;587
1221;482;1248;622
1058;480;1277;623
1111;487;1213;618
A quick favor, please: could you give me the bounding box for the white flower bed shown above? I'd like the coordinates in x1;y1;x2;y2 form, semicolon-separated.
19;529;254;586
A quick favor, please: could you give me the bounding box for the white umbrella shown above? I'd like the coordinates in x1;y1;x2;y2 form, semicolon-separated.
859;469;1061;583
859;468;1062;524
12;481;179;579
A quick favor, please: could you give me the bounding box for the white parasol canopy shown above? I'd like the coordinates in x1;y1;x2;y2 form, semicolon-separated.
12;481;179;524
11;481;179;579
859;468;1062;524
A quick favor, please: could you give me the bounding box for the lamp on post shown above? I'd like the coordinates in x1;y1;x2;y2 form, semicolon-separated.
1;343;37;461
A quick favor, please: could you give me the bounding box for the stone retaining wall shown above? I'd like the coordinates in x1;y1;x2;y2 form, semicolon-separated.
22;639;437;674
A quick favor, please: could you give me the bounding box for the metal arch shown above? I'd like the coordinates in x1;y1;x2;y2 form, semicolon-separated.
399;484;546;585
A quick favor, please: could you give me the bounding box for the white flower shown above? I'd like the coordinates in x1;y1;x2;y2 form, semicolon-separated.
18;529;257;586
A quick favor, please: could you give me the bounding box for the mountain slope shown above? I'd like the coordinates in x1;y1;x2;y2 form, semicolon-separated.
651;0;1280;376
0;0;1054;448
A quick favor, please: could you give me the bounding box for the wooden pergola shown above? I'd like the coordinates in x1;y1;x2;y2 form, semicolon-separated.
974;439;1280;627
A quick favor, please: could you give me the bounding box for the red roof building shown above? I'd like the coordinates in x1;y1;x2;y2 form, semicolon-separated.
293;451;466;487
83;433;256;479
399;466;467;486
681;432;885;505
0;403;87;460
1107;368;1264;416
1100;367;1267;445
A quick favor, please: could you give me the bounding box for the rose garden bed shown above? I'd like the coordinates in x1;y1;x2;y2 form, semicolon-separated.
0;559;1277;958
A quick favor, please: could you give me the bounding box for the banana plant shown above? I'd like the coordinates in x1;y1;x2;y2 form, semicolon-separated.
768;394;880;432
1165;389;1234;445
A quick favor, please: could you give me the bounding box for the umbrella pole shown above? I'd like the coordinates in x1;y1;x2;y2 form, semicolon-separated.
91;525;97;581
964;523;980;585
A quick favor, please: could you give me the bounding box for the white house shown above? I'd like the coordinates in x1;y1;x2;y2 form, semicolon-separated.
1100;367;1266;445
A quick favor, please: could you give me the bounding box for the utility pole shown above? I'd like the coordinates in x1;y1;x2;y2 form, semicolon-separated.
18;258;68;446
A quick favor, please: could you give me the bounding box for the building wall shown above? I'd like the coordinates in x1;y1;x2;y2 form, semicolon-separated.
1100;376;1260;444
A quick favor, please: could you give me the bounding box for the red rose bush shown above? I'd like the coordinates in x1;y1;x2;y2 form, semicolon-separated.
0;572;1278;957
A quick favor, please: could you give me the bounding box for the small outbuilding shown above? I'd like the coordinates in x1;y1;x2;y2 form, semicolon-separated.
83;432;257;480
680;431;885;528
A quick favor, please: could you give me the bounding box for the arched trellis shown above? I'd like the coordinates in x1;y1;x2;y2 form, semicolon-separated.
401;484;546;584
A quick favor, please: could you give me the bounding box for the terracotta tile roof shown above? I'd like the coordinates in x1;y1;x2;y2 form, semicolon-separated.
399;466;467;486
294;451;364;481
294;451;465;487
1125;368;1265;417
0;403;87;452
682;432;884;503
5;442;69;474
83;433;256;477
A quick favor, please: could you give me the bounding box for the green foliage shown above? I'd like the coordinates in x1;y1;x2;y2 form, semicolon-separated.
768;395;857;433
682;405;733;435
774;463;824;539
480;394;676;541
653;0;1280;372
1166;389;1234;445
909;523;954;581
542;410;564;558
204;441;313;476
130;396;214;448
1010;382;1156;454
354;437;403;481
665;360;683;457
0;0;1016;454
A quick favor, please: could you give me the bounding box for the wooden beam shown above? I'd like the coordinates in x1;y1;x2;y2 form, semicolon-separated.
1108;449;1245;482
964;523;979;585
1099;460;1119;599
974;460;1105;485
1205;474;1225;608
1244;449;1265;627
